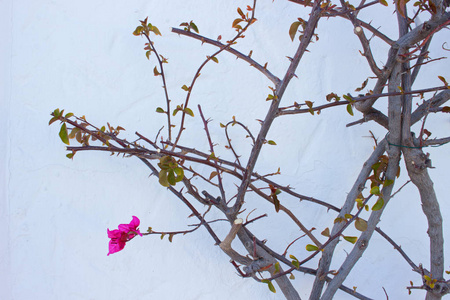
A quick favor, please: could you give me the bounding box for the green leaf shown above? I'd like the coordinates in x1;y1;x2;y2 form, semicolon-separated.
343;236;358;244
347;103;354;116
343;94;353;102
168;233;174;242
59;123;70;145
289;273;295;280
355;198;364;209
355;218;368;232
156;107;165;113
383;179;394;187
292;260;299;268
334;217;345;224
167;170;176;186
210;56;219;63
370;186;380;195
52;108;62;117
153;66;161;76
133;26;143;36
208;152;218;161
69;127;80;139
305;101;314;115
289;254;299;262
181;84;190;91
65;112;74;119
273;197;280;213
66;153;74;159
151;26;162;36
372;197;384;211
174;167;184;177
305;244;319;251
75;131;83;144
438;76;448;86
321;227;330;237
261;280;276;293
379;0;388;6
49;116;59;125
344;214;353;219
189;21;199;33
274;262;280;274
159;171;170;187
184;107;194;117
146;51;151;60
289;21;301;41
371;161;381;171
174;168;184;182
268;140;277;145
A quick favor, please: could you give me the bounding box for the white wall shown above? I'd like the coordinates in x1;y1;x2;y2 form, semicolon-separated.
1;0;12;299
2;0;449;299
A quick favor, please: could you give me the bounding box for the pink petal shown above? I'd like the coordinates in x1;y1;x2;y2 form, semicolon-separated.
107;239;126;255
130;216;140;227
107;229;122;239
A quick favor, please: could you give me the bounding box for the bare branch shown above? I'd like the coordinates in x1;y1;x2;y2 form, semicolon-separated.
171;0;259;150
232;0;325;216
198;105;227;202
171;28;281;86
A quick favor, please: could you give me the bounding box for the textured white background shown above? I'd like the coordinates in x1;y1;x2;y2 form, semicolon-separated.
1;0;449;299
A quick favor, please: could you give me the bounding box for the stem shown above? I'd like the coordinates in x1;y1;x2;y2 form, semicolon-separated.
143;33;172;141
231;0;323;216
171;0;258;150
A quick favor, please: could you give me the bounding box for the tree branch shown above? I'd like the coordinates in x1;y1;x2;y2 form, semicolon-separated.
231;0;323;217
171;28;281;86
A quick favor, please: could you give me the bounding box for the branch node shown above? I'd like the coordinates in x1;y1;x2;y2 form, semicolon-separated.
219;218;252;265
354;26;363;35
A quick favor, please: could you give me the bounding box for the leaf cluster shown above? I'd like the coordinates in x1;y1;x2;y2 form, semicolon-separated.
158;156;184;187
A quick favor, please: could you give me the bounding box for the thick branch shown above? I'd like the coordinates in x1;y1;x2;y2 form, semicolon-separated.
403;148;445;300
235;228;302;300
411;89;450;125
309;138;388;299
320;60;404;300
219;218;253;265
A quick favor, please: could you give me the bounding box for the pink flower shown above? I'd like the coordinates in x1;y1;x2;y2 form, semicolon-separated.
107;216;142;255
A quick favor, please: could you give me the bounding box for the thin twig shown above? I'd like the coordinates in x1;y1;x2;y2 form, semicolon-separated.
198;105;227;202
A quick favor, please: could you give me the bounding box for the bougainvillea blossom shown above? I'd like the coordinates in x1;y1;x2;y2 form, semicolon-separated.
107;216;142;255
